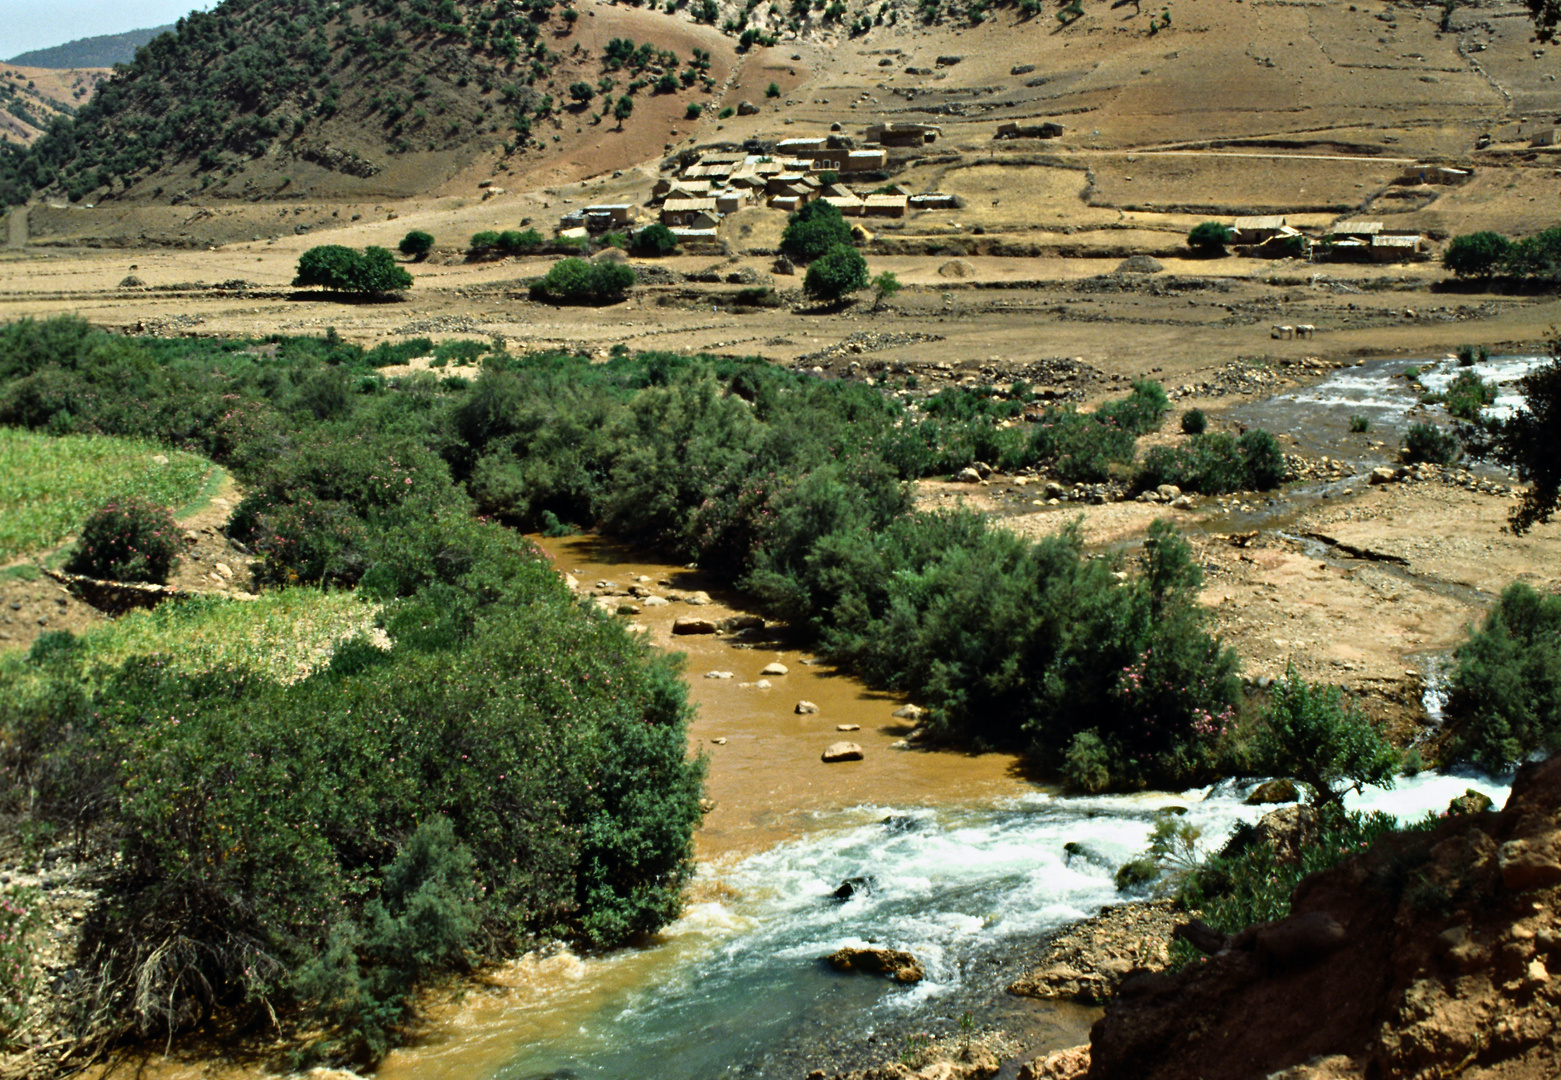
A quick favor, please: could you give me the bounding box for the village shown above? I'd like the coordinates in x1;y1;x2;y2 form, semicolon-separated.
545;118;1474;265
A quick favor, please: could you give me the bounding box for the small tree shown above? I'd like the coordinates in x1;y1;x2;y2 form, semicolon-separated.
803;244;869;303
781;200;854;263
398;230;434;261
633;222;679;256
65;499;182;584
869;270;901;310
613;94;634;129
765;81;781;98
569;81;595;104
1442;231;1511;279
1252;667;1398;807
1187;221;1233;255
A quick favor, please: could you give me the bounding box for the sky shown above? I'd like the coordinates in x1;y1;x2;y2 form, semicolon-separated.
3;1;212;63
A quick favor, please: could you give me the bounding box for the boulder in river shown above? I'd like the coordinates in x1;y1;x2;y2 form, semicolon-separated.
831;875;875;901
762;662;789;676
796;700;820;714
826;945;924;983
1245;778;1299;805
822;741;864;762
673;617;718;635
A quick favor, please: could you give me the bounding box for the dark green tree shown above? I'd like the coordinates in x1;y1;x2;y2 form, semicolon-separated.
803;243;869;303
569;81;595;103
613;94;634;129
633;222;679;256
293;246;413;296
1527;0;1559;41
532;257;635;303
1481;330;1561;533
1187;221;1233;255
1252;667;1398;807
781;199;853;263
397;230;434;261
1442;231;1512;279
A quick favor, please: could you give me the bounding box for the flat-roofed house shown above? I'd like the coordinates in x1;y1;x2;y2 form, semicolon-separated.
715;191;746;215
862;193;908;218
865;122;941;145
1370;234;1423;261
908;192;959;210
842;149;888;173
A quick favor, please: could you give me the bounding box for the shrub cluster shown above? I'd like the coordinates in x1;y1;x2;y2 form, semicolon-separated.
1443;227;1561;282
3;498;702;1066
529;257;635;303
1402;421;1460;465
1442;582;1561;772
1138;429;1286;495
64;499;182;584
468;228;543;260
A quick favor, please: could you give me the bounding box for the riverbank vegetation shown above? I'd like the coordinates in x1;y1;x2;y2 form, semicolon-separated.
0;314;1323;1062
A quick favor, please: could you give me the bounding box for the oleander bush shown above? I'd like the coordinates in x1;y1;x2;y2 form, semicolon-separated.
64;499;182;584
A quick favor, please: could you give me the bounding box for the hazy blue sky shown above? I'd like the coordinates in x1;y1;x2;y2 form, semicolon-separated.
4;2;212;63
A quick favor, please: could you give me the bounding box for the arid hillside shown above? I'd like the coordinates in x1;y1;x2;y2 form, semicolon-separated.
0;65;107;147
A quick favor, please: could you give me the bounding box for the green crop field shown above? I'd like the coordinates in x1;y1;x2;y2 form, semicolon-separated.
13;589;382;685
0;428;220;561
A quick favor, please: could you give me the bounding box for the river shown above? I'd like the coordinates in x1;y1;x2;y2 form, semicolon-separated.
370;534;1513;1080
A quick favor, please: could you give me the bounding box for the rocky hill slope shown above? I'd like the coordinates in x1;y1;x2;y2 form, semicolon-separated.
1052;755;1561;1080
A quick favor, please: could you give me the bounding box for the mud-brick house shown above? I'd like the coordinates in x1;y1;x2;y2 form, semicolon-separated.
1328;220;1383;241
581;205;639;232
1532;128;1559;148
994;121;1065;140
1369;234;1424;262
663;179;714;202
661;197;718;227
841;148;888;174
1395;164;1473;185
865;122;941;146
1231;215;1288;245
715;190;747;215
862;193;908;218
908;192;960;211
766;172;817;196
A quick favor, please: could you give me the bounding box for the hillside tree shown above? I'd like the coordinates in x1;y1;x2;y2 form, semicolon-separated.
803;244;869;303
781;200;853;263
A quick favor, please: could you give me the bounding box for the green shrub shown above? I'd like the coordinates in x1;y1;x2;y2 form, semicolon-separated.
1172;807;1429;965
1251;667;1398;806
64;498;182;584
1402;422;1460;465
1180;408;1206;435
1442;231;1510;278
1349;414;1370;433
397;230;434;261
0;887;42;1044
1187;221;1233;255
1441;370;1497;421
633;222;678;256
685;102;703;120
530;257;636;304
1095;378;1169;436
766;81;781;98
1442;582;1561;772
1062;729;1110;793
1456;343;1489;366
1137;428;1286;494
